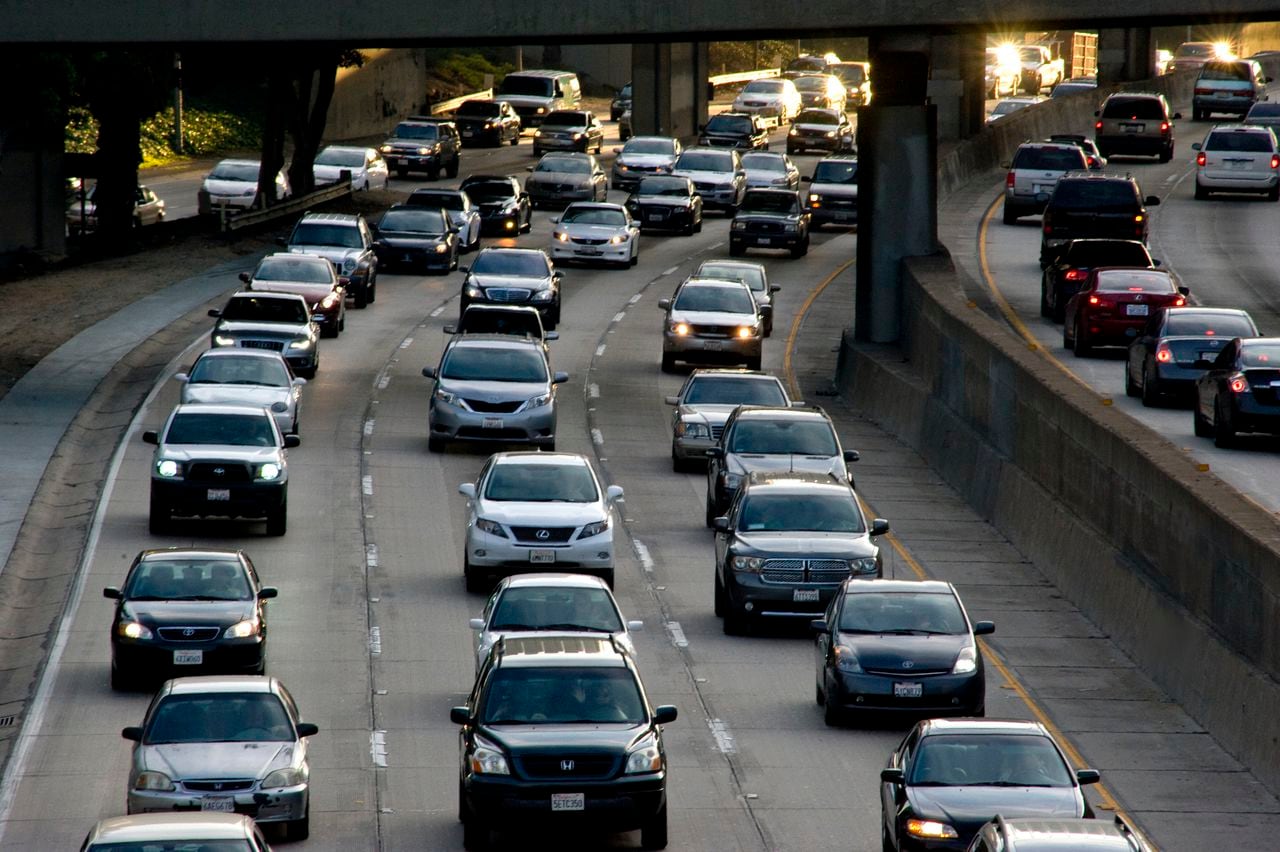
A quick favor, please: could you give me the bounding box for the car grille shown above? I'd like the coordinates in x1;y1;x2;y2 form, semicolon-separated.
509;526;576;543
742;221;784;234
572;237;609;246
689;324;734;338
157;626;222;642
638;205;673;220
511;105;540;118
483;288;533;302
704;138;738;147
819;197;856;210
465;398;523;414
184;779;257;793
626;164;662;173
187;463;252;483
519;755;618;780
456;426;527;439
863;665;950;677
742;100;767;107
761;558;850;584
239;340;285;352
693;181;720;192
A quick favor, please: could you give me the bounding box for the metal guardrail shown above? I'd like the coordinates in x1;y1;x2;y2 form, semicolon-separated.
430;88;494;115
708;68;781;87
218;175;353;233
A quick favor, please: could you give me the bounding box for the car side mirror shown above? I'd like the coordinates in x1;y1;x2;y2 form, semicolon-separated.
121;726;143;742
1172;112;1183;120
553;371;570;384
469;617;485;630
142;430;159;445
545;332;559;341
208;309;222;318
1145;195;1161;206
810;618;829;634
789;400;807;408
238;272;251;284
769;284;782;293
283;435;301;449
1191;142;1202;151
705;447;724;458
880;768;904;784
458;265;470;273
458;483;477;499
525;166;534;173
422;366;437;379
550;216;559;224
870;518;890;537
1093;110;1101;117
1076;769;1101;785
296;722;319;738
103;586;121;599
843;450;860;463
612;146;623;154
664;396;679;405
450;706;472;725
653;705;678;725
173;372;189;384
1000;162;1011;170
258;586;279;600
627;620;644;631
801;175;812;182
973;620;995;635
442;324;457;335
658;298;671;310
713;516;730;531
606;484;625;501
1153;259;1162;267
552;271;564;280
292;377;307;387
1178;286;1190;296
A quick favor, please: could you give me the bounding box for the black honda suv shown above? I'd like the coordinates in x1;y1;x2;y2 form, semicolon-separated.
451;636;677;850
1039;173;1160;266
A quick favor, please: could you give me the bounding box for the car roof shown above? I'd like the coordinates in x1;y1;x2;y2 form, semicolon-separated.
1017;141;1081;151
1160;306;1249;317
214;158;260;167
87;813;255;844
1206;123;1274;134
680;277;752;291
137;547;245;563
503;572;612;590
475;246;546;257
920;717;1049;737
494;635;629;667
732;405;828;421
490;451;590;467
447;335;545;353
698;260;767;271
562;202;625;212
263;250;331;265
816;154;859;162
319;144;373;154
688;368;780;381
626;135;677;144
410;187;466;196
164;675;277;695
842;578;954;595
463;174;518;184
170;402;274;418
298;211;361;224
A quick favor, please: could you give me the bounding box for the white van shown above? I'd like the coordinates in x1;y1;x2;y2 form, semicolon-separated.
496;70;581;127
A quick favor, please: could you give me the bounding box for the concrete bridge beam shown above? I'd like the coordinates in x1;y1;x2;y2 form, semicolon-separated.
1098;27;1154;84
630;42;709;141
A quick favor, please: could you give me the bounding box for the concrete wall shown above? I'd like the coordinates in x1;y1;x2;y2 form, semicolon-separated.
560;44;630;91
0;144;65;262
326;49;431;143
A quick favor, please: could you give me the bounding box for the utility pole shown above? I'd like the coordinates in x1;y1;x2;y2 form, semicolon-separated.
172;52;184;154
514;45;523;72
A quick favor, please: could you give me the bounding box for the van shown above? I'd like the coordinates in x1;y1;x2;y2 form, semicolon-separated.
1192;59;1271;120
495;70;581;127
1094;92;1180;161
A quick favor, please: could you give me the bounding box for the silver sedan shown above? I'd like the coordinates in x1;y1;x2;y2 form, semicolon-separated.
549;202;639;267
740;151;801;190
175;348;305;436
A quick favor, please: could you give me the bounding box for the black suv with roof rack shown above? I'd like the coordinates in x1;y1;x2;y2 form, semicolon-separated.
378;115;462;179
450;635;677;850
1039;172;1161;267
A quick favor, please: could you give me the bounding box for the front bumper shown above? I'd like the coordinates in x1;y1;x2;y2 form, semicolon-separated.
374;244;452;271
723;570;845;619
429;399;556;445
464;772;665;832
534;135;588;151
129;783;307;824
827;668;984;715
151;479;286;520
112;636;265;678
787;134;844;153
662;332;760;363
478;213;523;235
528;186;595;206
672;435;716;462
384;151;444;172
550;240;631;263
730;228;805;250
691;185;738;210
465;526;615;570
633;205;695;230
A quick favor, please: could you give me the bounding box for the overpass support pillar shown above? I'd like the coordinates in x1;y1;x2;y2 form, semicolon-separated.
1098;28;1153;85
856;44;937;344
927;32;986;141
630;42;709;141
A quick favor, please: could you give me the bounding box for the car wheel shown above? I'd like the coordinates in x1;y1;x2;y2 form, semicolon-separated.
1193;107;1205;121
714;569;726;616
1141;362;1161;407
428;436;446;453
1214;399;1237;448
1159;144;1173;163
446;159;460;179
462;815;490;850
705;495;717;528
321;323;338;339
790;236;809;258
265;500;287;537
1125;361;1141;397
1003;203;1018;225
815;676;825;706
1039;278;1052;318
110;663;135;692
427;166;441;181
532;146;542;157
286;814;309;841
1193;402;1213;437
746;355;762;371
362;180;369;192
640;802;668;850
395;168;408;179
661;352;676;373
682;219;695;236
464;554;486;594
354;286;369;309
1269;185;1280;202
729;242;745;257
823;695;842;726
1072;325;1091;357
882;823;896;852
148;501;170;535
723;607;747;635
599;568;615;590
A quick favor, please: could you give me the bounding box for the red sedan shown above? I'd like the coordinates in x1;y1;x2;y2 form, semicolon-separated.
1064;267;1187;356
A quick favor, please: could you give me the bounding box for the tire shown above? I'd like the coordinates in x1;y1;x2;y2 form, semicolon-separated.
723;607;746;636
395;168;408;179
713;570;726;617
1125;362;1140;397
446;158;459;179
1193;402;1212;437
148;501;170;535
321;322;339;339
538;439;556;452
1193;107;1205;121
353;286;369;309
1141;362;1161;407
462;817;489;851
790;237;809;258
287;814;309;841
1071;324;1091;357
1003;204;1018;225
110;663;134;692
1039;278;1052;318
815;676;825;706
823;696;842;726
1214;399;1237;448
1051;291;1066;324
599;569;615;590
661;353;676;373
746;355;762;371
464;554;485;594
705;495;718;528
427;166;441;181
458;780;468;823
640;803;668;850
1268;185;1279;202
1159;145;1173;163
265;500;287;537
428;436;446;453
682;219;695;236
882;823;896;852
729;242;745;257
533;146;542;157
544;307;559;331
672;445;689;473
367;274;377;303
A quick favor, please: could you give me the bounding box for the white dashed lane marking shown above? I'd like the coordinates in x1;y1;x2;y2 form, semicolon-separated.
366;544;379;569
369;626;382;655
588;383;600;399
632;539;654;572
591;428;605;445
362;476;373;496
661;266;679;276
370;731;387;767
363;419;375;437
429;305;446;317
595;344;607;357
665;621;688;648
708;719;736;754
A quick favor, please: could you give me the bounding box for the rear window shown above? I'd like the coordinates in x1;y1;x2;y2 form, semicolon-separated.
1205;130;1275;152
1165;313;1255;337
1101;97;1165;120
1096;270;1176;294
1240;343;1280;367
543;111;590;128
1050;180;1139;211
1065;242;1151;267
1198;61;1251;81
1013;146;1087;170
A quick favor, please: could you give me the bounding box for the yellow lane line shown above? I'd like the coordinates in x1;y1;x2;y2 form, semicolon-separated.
787;251;1153;848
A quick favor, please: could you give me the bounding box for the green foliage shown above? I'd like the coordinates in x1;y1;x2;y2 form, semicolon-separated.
431;52;514;93
66;103;261;167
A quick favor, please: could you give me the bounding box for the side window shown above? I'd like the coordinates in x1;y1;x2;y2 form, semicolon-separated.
896;729;918;771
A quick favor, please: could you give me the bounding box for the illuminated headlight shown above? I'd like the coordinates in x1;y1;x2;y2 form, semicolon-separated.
435;387;461;406
134;771;175;792
530;289;555;302
416;146;436;156
504;219;517;230
906;819;959;840
483;121;494;129
156;459;181;478
287;338;312;351
625;734;662;774
470;738;510;775
341;258;357;275
554;231;569;242
677;421;710;438
534;130;543;137
475;518;508;538
224;617;261;638
608;234;626;245
579;517;610;538
825;130;837;138
213;334;236;347
808;193;821;204
261;766;305;789
320;291;339;308
851;556;878;575
524;391;553;409
952;645;978;674
736;325;755;338
732;555;764;572
732;221;747;230
771;177;790;185
782;223;799;232
379;144;393;154
670;322;690;335
572;132;585;140
834;645;862;673
434;243;449;254
617;163;630;171
257;462;282;481
536;107;546;114
118;620;153;640
789;126;799;135
464;285;483;298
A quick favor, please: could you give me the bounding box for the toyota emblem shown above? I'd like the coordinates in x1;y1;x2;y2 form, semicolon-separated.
536;529;551;540
212;467;226;476
182;628;195;637
901;660;914;669
560;760;575;771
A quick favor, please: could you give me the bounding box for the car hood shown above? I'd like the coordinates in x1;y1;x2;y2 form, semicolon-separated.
794;121;844;133
728;453;843;477
141;741;296;781
182;385;291;408
288;246;362;264
678;403;738;424
561;223;627;239
632;195;693;207
735;210;803;223
840;632;966;671
907;785;1082;834
470;274;552;290
618;154;675;168
498;94;555;109
811;182;858;198
476;199;520;212
312;164;361;180
214;320;310;338
475;500;603;526
672;169;733;184
250;281;333;302
158;445;283;464
744;169;793;185
528;171;592;185
377;231;448;246
124;599;254;627
735;531;873;556
482;723;646;752
668;309;755;326
203;178;257;196
735;94;785;104
441;378;549;402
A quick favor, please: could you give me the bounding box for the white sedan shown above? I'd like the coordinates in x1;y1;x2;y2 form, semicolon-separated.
549;202;640;267
312;145;390;191
457;452;624;591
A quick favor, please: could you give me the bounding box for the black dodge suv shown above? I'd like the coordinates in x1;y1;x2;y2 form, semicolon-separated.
1039;172;1160;267
451;635;677;850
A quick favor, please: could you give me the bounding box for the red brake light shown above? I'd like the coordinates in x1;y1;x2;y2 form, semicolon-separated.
1174;296;1186;306
1156;346;1173;363
1271;155;1279;169
1065;269;1087;281
1089;295;1100;304
1095;120;1103;131
1160;121;1170;134
1197;152;1206;167
1230;376;1248;393
1006;171;1015;187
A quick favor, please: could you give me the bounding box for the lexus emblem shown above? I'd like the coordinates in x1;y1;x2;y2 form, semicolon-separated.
560;760;575;771
536;529;551;540
182;628;195;637
212;467;226;477
901;660;915;669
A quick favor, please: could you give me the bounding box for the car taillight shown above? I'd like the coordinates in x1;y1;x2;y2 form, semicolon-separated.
1160;121;1170;134
1173;296;1186;306
1230;375;1248;393
1271;155;1279;169
1197;152;1206;167
1156;346;1173;363
1065;269;1087;281
1088;295;1112;308
1095;120;1103;130
1195;87;1211;95
1006;171;1015;188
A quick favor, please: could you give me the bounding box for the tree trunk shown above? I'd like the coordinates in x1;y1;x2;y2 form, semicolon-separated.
287;51;339;197
258;64;290;206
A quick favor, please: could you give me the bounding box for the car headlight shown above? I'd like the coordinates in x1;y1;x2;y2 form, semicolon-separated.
118;620;153;640
435;387;461;406
617;163;630;171
554;231;569;242
609;234;626;245
287;338;312;351
261;766;306;789
240;186;255;196
379;144;393;154
572;132;585;140
676;421;710;438
531;289;555;302
825;130;838;138
416;146;435;156
320;291;339;308
579;517;611;539
771;177;790;185
155;459;181;478
952;645;978;674
851;556;878;575
464;284;483;299
536;107;546;114
134;771;175;792
721;472;742;491
257;462;282;481
524;391;553;409
808;194;821;205
213;334;236;347
670;322;689;335
736;325;756;338
789;126;799;135
434;243;449;254
470;739;510;775
341;258;357;275
625;734;663;774
475;518;508;538
483;121;494;129
224;617;261;639
906;819;959;840
834;644;862;672
731;221;747;230
533;129;543;137
732;555;764;572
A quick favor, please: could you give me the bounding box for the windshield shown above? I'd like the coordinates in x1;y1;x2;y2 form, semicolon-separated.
743;80;785;94
221;295;309;324
706;114;753;134
145;693;294;744
391;123;439;140
740;192;798;214
673;285;755;314
498;76;554;97
910;734;1073;787
1205;130;1274;152
698;262;766;291
470;251;549;277
543;111;589;128
838;592;966;634
1165;313;1255;337
88;842;250;852
638;177;690;197
833;64;865;84
562;206;626;226
1177;43;1214;57
440;346;547;382
793;76;829;92
796;109;840;125
812;161;858;184
741;154;787;173
165;412;277;447
254;256;332;284
490;586;622;632
1095;270;1175;293
728;419;839;455
189;355;290;387
314;148;366;168
289;222;363;249
1019;47;1045;63
208;162;259;182
484;462;597;502
479;667;645;725
379;208;447;234
1248;103;1280;117
1101;97;1165;120
464;182;517;202
675;151;733;172
536;157;591;174
408;191;464;211
684;375;784;404
991;101;1027;117
1240;344;1280;367
456;100;501;117
125;557;252;601
623;138;673;155
739;492;865;533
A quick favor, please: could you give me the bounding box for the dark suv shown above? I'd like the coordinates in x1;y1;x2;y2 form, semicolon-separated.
712;473;888;634
729;189;811;258
1039;238;1156;322
1039;173;1160;266
450;636;677;850
697;112;769;150
378;115;462;179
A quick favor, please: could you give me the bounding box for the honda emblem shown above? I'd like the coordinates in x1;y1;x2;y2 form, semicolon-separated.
560;760;575;771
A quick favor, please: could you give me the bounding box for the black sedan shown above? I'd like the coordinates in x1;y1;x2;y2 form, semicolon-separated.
1126;307;1258;406
454;99;522;147
1193;336;1280;447
460;247;563;329
1039;238;1156;323
786;108;855;155
461;175;533;236
813;579;992;724
104;548;277;690
729;189;811;258
372;205;460;274
697;112;769;150
625;176;703;235
881;718;1100;851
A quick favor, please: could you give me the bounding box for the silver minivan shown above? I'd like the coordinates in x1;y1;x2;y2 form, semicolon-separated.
495;69;581;128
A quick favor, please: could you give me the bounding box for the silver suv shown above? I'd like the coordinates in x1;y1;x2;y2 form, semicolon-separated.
1003;142;1089;224
281;212;378;308
1193;124;1280;200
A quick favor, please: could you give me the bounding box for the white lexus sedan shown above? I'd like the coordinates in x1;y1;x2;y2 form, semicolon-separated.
457;452;624;591
312;145;390;191
549;202;640;267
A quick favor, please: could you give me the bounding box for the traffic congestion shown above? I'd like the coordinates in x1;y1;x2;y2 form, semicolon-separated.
9;42;1276;852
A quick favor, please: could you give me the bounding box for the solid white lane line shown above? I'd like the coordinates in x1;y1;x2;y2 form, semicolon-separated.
588;383;600;399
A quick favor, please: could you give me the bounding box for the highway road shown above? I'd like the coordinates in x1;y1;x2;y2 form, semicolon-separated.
3;112;1278;851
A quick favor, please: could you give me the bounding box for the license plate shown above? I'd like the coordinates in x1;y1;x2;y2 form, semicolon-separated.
894;682;923;698
1123;124;1144;133
530;549;556;564
1033;183;1053;194
463;130;474;137
647;214;663;222
174;649;203;665
482;417;504;429
551;792;584;812
702;340;723;351
207;488;231;502
757;237;771;245
388;158;401;165
834;212;851;221
793;588;820;603
1126;304;1149;316
201;797;235;812
1229;160;1250;170
577;248;602;256
1201;352;1220;361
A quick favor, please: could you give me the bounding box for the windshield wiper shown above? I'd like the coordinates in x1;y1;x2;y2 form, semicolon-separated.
965;781;1060;787
483;719;533;725
877;628;952;636
538;623;612;632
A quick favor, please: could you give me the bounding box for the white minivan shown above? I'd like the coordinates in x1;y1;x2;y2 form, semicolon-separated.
496;69;581;128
